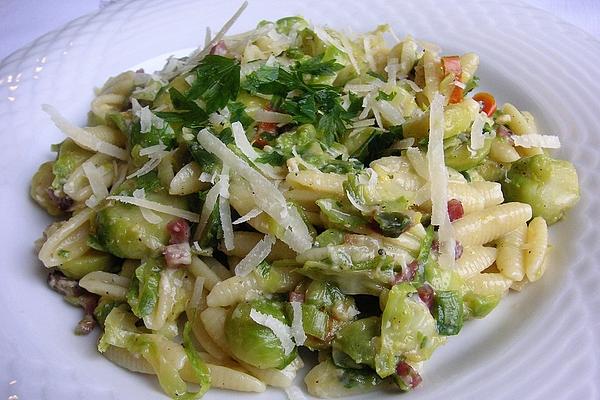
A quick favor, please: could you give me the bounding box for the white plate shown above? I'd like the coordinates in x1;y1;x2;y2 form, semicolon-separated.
1;0;599;399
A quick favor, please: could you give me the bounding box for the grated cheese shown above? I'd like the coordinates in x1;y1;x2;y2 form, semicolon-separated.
42;104;128;160
513;134;561;149
107;195;200;222
195;178;222;240
470;112;488;151
234;234;276;276
232;208;263;225
427;93;455;267
133;189;162;224
290;301;306;346
249;109;293;124
249;308;295;355
197;129;312;252
351;118;375;128
232;121;259;160
218;166;235;251
82;160;109;208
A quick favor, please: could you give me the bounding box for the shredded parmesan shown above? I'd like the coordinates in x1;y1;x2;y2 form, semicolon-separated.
232;121;259;160
352;118;375;128
42;104;128;160
313;26;360;74
232;208;263;224
133;189;163;224
195;179;222;240
107;195;200;222
197;129;312;252
218;166;235;251
250;109;293;124
290;301;306;346
82;160;109;208
249;308;295;355
234;234;276;276
470;112;488;151
513;134;561;149
427;93;455;267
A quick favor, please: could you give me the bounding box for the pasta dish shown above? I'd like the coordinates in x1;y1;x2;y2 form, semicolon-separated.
30;4;580;399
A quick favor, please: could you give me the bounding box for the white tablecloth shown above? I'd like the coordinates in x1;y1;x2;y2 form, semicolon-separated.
1;0;599;61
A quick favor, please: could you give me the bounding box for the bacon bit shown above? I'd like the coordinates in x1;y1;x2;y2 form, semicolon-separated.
258;121;278;134
75;314;96;336
447;199;464;222
47;188;74;212
449;86;464;104
417;284;435;311
48;271;83;297
454;241;463;260
394;260;420;284
289;291;305;303
166;218;190;244
431;239;440;255
442;56;463;104
253;135;270;149
163;242;192;267
135;68;145;73
209;40;228;56
395;360;423;389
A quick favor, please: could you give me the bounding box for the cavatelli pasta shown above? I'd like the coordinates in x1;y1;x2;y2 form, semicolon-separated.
496;223;527;281
455;246;497;278
524;217;549;282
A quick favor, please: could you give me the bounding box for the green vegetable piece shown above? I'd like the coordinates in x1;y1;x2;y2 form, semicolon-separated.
472;158;508;182
30;161;64;216
254;261;303;293
276;16;309;35
154;88;209;129
462;292;500;319
375;283;444;377
301;303;330;340
129;119;176;151
182;322;211;398
444;136;492;171
52;139;94;188
300;260;392;296
93;297;120;327
403;99;479;139
298;28;327;57
59;249;117;280
96;176;187;258
188;55;241;113
333;316;381;368
225;299;297;369
433;291;464;335
373;212;411;237
127;259;162;318
316;199;367;230
315;229;346;247
501;154;579;224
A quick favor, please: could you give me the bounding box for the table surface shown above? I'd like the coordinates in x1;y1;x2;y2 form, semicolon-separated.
1;0;599;62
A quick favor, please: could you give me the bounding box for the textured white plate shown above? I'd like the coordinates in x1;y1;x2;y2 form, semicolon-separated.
1;0;599;399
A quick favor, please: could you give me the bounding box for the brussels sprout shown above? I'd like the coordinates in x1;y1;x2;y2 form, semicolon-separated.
254;261;303;293
276;16;309;35
305;360;385;398
59;249;118;280
444;136;492;171
433;290;464;336
52;139;94;188
298;28;327;57
333;316;381;368
225;299;297;369
315;229;345;247
462;292;500;319
502;154;579;224
30;161;65;216
96;176;188;259
403;98;479;139
471;158;509;182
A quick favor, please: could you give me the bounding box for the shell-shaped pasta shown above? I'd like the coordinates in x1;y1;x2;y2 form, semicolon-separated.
190;314;232;362
453;202;532;246
79;271;130;299
203;364;266;392
405;147;429;179
284;189;322;212
91;93;127;121
524;217;549;282
221;231;296;261
200;307;231;354
464;273;513;296
189;256;222;290
501;103;543;157
240;356;303;388
371;156;424;192
104;345;153;374
470;181;504;208
490;139;520;163
84;125;127;147
38;208;94;267
169;162;209;195
143;269;192;331
63;153;113;200
460;53;479;84
496;223;527;281
229;176;275;235
206;274;260;307
448;182;485;214
201;257;232;281
98;71;136;96
455;246;497;278
285;170;346;196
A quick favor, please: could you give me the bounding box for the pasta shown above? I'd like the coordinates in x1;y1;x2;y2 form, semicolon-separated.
30;9;580;400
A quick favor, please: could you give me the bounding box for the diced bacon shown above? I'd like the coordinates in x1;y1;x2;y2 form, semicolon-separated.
454;241;463;260
258;121;278;134
166;218;190;244
209;40;228;56
47;188;74;211
394;259;420;283
163;243;192;267
395;361;423;389
289;291;305;303
497;125;513;140
417;284;434;311
447;199;464;222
